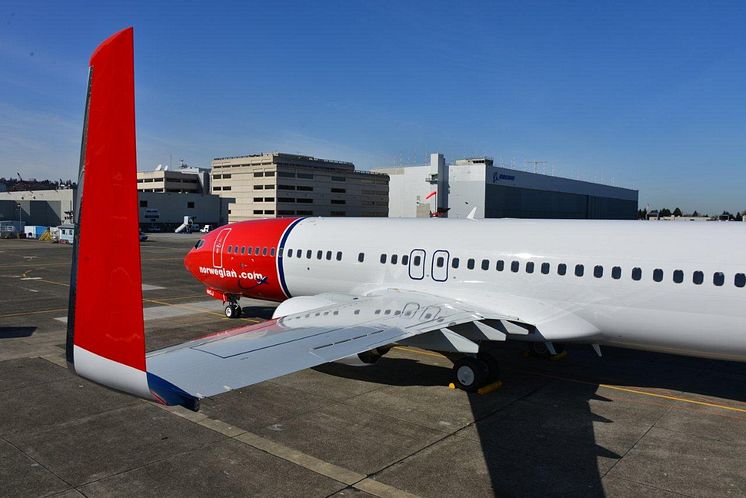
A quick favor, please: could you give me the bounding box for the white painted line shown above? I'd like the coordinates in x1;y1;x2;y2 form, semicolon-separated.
20;277;42;280
55;300;224;324
141;284;166;291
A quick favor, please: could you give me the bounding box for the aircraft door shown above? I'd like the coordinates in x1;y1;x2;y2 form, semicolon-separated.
212;228;231;268
408;249;426;280
431;250;450;282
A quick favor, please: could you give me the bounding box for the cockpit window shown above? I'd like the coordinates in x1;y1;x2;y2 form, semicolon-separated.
194;239;204;249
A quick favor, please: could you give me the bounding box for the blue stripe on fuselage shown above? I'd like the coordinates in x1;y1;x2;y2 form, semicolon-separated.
277;217;306;299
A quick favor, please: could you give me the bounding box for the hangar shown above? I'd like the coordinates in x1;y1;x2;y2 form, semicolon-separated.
374;155;639;219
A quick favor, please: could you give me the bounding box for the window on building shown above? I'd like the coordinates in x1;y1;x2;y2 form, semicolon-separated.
594;265;603;278
139;200;147;207
223;186;231;191
253;185;263;190
331;176;346;182
713;272;725;286
331;188;346;193
298;173;313;179
728;272;745;288
452;257;460;269
278;185;296;190
467;258;475;270
673;270;684;283
253;210;263;215
391;254;398;264
380;253;387;264
612;266;622;279
653;269;663;282
223;174;231;179
297;186;313;192
331;199;346;205
264;171;275;177
264;185;274;190
278;171;295;178
575;264;584;277
278;197;294;203
254;197;263;202
541;262;550;274
632;267;642;281
336;251;342;261
357;252;365;263
526;262;535;274
297;198;313;203
511;261;520;273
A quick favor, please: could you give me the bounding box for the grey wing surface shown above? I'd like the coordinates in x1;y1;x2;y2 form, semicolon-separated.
146;289;504;398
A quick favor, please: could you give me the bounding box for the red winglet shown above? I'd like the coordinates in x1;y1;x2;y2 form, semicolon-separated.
67;27;146;371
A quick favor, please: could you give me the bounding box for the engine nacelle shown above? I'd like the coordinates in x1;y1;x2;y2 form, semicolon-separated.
272;294;358;319
335;346;391;367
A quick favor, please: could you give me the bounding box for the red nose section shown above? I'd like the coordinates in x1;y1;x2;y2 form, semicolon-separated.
184;218;304;302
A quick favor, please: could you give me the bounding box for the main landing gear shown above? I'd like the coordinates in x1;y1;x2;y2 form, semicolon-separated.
224;299;242;319
452;352;500;392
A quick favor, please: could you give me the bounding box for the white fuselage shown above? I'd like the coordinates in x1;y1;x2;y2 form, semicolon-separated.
276;217;746;361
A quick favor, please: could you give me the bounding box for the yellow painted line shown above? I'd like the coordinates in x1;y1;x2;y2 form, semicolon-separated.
0;256;181;269
142;297;262;323
0;307;67;319
393;346;746;415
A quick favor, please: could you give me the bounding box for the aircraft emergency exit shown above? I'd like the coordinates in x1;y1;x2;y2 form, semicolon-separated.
67;28;746;411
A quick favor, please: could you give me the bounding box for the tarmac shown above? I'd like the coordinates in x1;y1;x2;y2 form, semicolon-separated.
1;233;746;497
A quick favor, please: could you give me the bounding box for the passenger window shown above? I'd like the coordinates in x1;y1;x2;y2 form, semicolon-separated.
317;250;323;259
693;271;703;285
270;248;276;257
255;246;260;255
526;262;534;274
713;272;725;286
391;254;398;264
612;266;621;279
541;263;550;274
451;257;460;269
481;259;490;270
247;247;253;255
496;260;505;271
558;264;567;276
262;247;268;256
336;251;342;261
575;264;584;277
632;268;642;281
326;251;332;260
227;246;232;254
511;261;519;273
414;255;421;265
380;254;387;264
467;259;475;270
358;252;365;263
297;249;303;258
437;256;445;268
735;273;745;288
653;269;663;282
402;255;409;265
594;265;603;278
240;246;246;254
673;270;683;283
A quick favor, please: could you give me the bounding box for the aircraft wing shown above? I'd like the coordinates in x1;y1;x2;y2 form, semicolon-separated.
146;289;506;400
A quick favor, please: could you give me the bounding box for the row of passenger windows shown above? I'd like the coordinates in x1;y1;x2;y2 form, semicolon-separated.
225;245;745;288
441;257;745;287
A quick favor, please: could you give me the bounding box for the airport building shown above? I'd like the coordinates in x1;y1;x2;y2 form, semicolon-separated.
211;152;389;223
136;163;210;194
373;155;638;219
0;188;76;230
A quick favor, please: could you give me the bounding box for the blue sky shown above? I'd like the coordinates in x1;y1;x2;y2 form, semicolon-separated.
1;1;745;213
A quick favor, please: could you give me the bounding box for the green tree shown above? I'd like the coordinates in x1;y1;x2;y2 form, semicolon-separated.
659;208;672;217
673;207;682;217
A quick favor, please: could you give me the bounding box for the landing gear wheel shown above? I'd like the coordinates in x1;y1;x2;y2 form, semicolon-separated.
224;303;241;319
453;357;490;392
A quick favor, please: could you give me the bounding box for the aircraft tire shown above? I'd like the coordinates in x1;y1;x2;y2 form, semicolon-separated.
453;357;490;392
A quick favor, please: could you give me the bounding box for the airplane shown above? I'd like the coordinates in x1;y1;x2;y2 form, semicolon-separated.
67;28;746;411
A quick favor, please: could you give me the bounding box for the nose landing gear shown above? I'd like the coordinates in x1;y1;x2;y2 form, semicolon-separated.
224;300;242;319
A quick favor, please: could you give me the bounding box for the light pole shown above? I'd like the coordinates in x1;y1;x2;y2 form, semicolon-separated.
16;202;22;238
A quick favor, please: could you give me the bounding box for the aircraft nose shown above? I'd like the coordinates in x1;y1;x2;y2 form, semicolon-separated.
184;239;204;276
